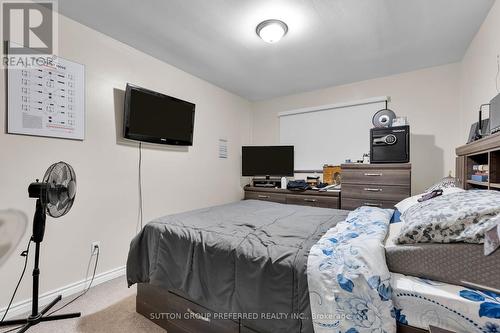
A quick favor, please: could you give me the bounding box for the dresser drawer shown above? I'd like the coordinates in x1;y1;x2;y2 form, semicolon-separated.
166;291;238;333
137;301;189;333
286;195;339;208
342;184;410;201
245;191;286;203
240;325;260;333
342;169;410;186
137;285;238;333
341;197;398;210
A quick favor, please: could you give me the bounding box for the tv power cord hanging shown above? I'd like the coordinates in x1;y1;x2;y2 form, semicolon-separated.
496;53;499;93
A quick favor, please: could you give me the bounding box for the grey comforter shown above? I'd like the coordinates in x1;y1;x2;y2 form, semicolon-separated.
127;199;348;333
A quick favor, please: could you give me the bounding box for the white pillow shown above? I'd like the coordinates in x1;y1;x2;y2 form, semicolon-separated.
395;187;464;215
384;222;403;247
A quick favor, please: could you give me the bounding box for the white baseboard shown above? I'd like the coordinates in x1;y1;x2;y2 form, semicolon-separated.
0;265;126;320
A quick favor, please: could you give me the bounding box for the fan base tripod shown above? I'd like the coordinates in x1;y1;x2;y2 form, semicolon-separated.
0;199;81;333
0;295;81;333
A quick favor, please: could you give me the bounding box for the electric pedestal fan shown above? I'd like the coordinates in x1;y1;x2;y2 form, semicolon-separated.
0;162;80;333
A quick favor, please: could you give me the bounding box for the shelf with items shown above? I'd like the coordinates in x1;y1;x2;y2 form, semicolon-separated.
456;133;500;191
466;180;489;187
489;150;500;184
466;153;489;189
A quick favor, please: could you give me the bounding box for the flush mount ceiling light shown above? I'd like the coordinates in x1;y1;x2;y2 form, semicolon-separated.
256;19;288;43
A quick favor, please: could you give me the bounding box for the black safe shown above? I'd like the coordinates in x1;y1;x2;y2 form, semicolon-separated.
370;125;410;163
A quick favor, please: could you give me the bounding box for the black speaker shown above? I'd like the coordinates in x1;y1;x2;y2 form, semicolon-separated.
370;126;410;163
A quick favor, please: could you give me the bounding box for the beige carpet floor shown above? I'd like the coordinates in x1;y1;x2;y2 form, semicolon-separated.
0;276;166;333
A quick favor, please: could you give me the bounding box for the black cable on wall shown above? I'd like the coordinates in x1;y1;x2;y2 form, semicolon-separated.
138;142;143;232
0;239;32;324
496;54;499;93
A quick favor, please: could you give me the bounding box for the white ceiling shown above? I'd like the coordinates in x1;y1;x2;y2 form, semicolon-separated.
57;0;495;101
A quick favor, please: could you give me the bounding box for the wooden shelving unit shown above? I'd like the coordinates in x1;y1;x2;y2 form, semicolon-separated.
456;132;500;190
466;180;488;187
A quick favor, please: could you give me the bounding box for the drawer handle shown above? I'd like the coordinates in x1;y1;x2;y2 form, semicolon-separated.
303;198;317;202
364;188;383;192
186;308;211;323
257;195;270;199
364;173;383;176
364;202;382;207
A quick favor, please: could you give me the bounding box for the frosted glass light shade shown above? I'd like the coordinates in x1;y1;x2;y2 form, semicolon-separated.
256;20;288;43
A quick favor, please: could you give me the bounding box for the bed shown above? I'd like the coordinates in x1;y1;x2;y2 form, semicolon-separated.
385;222;500;333
128;200;348;333
127;199;499;333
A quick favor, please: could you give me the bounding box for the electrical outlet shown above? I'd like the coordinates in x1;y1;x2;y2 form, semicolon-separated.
91;241;100;255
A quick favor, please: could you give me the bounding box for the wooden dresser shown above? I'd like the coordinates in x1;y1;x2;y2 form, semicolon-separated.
244;186;340;209
341;163;412;210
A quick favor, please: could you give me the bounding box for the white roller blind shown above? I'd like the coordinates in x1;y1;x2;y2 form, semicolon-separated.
279;97;388;170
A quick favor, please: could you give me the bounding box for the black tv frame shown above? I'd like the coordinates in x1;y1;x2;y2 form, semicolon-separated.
242;145;294;177
123;83;195;146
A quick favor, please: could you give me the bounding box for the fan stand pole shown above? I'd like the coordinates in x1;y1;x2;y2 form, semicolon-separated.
0;199;81;332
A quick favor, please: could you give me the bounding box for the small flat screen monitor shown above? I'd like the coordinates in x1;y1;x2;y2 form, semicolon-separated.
242;146;294;177
490;93;500;135
124;83;195;145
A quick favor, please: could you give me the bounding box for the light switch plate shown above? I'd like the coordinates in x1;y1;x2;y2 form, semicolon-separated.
219;139;228;158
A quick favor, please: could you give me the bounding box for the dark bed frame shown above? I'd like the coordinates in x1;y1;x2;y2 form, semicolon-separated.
136;283;428;333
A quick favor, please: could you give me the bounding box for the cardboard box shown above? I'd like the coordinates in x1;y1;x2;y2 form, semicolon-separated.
323;165;341;185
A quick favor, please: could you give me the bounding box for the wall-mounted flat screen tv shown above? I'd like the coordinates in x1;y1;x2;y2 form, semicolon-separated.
123;83;195;146
242;146;294;176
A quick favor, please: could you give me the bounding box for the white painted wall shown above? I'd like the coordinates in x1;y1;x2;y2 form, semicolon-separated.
0;14;252;312
459;0;500;136
252;63;461;194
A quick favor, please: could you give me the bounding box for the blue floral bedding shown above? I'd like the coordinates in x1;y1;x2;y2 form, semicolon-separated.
392;273;500;333
307;207;396;333
306;206;500;333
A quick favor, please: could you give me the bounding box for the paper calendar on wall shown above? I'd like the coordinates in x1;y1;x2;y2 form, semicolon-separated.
7;56;85;140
